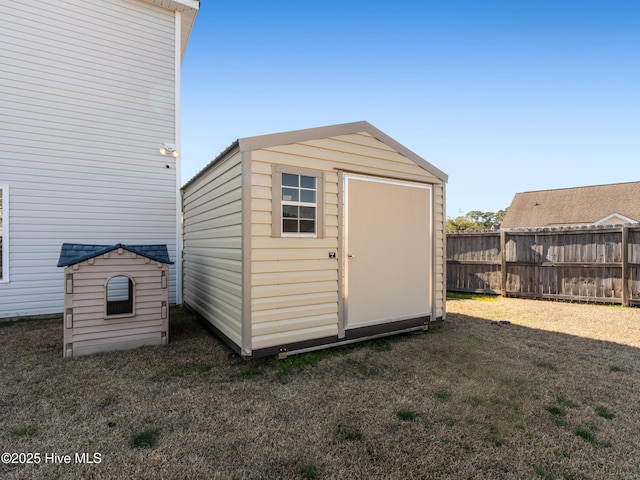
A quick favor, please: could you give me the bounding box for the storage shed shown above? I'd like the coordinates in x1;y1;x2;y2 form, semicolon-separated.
57;243;173;358
182;121;448;358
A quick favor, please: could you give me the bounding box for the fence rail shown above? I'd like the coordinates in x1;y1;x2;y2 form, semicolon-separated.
446;225;640;306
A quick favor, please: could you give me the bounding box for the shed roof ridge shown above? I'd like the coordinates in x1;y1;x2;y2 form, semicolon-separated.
236;121;447;182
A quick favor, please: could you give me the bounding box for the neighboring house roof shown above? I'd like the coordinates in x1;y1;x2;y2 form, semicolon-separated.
182;121;448;190
57;243;173;267
141;0;199;59
501;181;640;228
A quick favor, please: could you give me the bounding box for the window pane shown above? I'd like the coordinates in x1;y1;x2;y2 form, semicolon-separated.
276;170;320;237
300;220;315;233
300;206;315;220
300;190;316;203
282;173;299;187
283;219;298;233
282;188;299;202
300;176;316;189
283;205;299;218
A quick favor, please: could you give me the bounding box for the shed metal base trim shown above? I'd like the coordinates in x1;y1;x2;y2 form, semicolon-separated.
252;315;432;359
184;304;443;359
344;316;430;340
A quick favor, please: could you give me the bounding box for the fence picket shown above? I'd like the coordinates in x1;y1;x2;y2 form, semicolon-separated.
447;225;640;305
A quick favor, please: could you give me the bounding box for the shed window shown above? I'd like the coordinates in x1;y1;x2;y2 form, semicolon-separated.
0;186;7;282
272;166;324;238
282;174;317;234
106;276;134;316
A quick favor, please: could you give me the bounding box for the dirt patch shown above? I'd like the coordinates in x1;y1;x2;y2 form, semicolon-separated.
1;301;639;479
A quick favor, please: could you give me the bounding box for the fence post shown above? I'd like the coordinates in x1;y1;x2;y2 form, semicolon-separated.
622;224;629;307
500;229;507;297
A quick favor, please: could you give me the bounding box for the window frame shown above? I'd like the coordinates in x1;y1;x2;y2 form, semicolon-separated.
271;165;324;238
0;185;8;283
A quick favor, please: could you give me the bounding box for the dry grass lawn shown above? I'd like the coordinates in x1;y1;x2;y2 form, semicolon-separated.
2;297;640;479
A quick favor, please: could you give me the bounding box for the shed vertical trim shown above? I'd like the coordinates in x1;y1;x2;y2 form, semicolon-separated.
174;10;183;304
430;184;436;322
337;170;345;338
442;182;447;319
241;151;252;356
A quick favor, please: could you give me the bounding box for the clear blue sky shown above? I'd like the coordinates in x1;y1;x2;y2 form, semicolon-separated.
180;1;640;217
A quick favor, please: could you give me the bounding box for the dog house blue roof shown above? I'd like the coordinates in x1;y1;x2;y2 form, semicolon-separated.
57;243;173;267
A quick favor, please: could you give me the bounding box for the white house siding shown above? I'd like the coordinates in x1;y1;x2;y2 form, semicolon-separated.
0;0;179;318
182;150;244;347
250;131;445;350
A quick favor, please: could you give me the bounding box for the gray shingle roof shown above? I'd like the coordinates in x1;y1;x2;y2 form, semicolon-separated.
501;181;640;228
57;243;173;267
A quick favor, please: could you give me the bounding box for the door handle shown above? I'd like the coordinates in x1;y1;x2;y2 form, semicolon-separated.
347;252;355;258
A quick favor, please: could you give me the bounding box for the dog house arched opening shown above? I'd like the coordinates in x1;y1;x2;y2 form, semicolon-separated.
106;275;135;316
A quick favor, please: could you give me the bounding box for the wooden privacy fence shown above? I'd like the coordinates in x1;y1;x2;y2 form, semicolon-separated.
446;225;640;306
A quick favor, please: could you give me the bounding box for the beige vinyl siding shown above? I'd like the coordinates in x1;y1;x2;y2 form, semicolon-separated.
64;254;169;357
182;150;244;346
0;0;179;318
250;131;445;350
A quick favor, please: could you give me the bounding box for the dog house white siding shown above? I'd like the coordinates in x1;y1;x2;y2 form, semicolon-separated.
182;122;447;357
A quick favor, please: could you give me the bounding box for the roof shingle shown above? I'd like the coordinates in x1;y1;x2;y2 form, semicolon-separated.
501;181;640;228
57;243;173;267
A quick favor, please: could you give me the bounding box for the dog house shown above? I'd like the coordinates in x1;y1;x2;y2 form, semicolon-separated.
57;243;173;358
182;121;448;358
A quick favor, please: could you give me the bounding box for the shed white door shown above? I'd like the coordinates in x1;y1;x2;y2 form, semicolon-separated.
343;174;432;329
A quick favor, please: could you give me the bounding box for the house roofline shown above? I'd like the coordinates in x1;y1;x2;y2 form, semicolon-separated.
139;0;199;60
594;213;638;225
515;180;640;196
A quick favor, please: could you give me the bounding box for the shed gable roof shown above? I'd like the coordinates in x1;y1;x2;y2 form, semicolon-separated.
239;121;448;182
183;121;447;190
57;243;173;267
501;181;640;228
